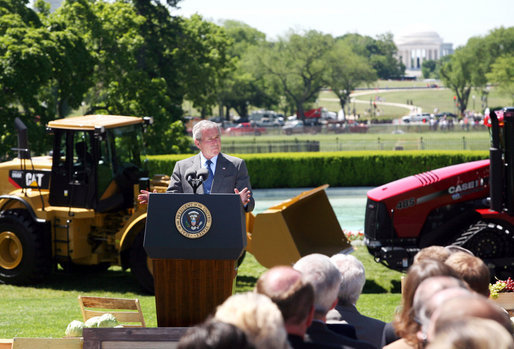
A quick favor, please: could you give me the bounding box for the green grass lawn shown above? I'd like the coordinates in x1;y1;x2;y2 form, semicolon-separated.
0;246;402;339
318;87;511;120
222;130;491;152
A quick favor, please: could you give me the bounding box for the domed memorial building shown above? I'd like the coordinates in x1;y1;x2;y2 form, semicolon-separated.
395;30;453;76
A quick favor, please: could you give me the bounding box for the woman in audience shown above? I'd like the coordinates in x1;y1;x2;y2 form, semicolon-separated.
214;292;291;349
383;259;459;349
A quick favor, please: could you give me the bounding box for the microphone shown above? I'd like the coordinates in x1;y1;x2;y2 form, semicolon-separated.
185;168;197;182
196;168;209;182
184;168;198;193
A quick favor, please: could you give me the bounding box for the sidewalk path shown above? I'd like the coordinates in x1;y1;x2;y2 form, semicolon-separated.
319;87;447;114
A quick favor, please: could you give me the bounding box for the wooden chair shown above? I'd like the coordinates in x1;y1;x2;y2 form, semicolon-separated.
78;296;146;328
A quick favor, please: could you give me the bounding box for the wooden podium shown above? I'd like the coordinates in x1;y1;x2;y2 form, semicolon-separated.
144;193;246;327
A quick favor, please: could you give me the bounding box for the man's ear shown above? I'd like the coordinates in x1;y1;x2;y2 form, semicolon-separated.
194;139;200;149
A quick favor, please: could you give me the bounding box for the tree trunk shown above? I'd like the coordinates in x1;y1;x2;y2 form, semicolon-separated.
297;103;304;121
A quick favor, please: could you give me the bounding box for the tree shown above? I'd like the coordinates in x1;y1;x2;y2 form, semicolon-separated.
323;41;376;116
0;0;90;156
440;47;475;116
486;55;514;103
340;33;404;79
441;27;514;115
218;20;279;119
422;60;437;79
256;30;333;120
55;0;191;154
177;14;234;118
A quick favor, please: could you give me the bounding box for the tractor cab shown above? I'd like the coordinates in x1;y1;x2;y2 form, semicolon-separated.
47;115;150;212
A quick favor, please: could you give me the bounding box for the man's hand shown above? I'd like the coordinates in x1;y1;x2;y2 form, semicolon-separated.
234;187;251;206
138;189;157;205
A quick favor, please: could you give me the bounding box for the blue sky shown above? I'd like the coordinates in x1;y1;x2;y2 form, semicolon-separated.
173;0;513;48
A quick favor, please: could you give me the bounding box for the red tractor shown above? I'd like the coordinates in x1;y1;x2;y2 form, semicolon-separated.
364;107;514;278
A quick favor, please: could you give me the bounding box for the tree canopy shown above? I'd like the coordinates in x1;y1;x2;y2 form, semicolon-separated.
440;27;514;115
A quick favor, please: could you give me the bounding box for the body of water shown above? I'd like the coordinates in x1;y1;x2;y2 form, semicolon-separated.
252;187;372;233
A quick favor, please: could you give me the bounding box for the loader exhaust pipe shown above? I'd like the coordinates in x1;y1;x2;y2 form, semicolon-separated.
13;117;31;159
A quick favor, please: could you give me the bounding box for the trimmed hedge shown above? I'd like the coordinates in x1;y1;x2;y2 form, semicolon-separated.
145;151;489;189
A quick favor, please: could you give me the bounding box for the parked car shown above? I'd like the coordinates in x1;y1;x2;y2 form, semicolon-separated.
282;120;321;135
401;113;433;124
224;122;266;136
257;116;284;127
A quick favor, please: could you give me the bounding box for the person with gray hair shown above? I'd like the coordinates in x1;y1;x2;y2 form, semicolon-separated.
255;265;342;349
138;119;254;211
327;254;386;349
294;254;376;349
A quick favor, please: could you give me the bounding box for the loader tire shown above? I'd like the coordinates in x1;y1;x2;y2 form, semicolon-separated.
0;211;51;285
129;230;154;294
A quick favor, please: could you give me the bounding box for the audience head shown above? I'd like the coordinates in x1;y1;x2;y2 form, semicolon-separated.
428;294;513;341
330;254;366;306
177;317;255;349
413;246;451;264
445;244;474;255
412;276;471;343
444;251;491;297
426;317;514;349
255;266;314;331
214;292;289;349
394;259;459;345
293;253;342;319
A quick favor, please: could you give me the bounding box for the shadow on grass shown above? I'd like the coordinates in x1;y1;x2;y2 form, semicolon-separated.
362;279;402;294
235;275;258;291
362;280;387;293
34;268;147;295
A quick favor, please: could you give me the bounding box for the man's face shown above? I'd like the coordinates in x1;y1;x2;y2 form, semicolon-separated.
195;127;221;160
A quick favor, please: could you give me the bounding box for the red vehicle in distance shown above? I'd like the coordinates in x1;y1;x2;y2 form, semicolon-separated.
224;122;266;136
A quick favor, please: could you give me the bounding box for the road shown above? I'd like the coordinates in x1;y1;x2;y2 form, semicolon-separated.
319;87;447;115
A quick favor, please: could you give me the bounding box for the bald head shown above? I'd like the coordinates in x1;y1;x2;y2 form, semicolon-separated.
256;266;314;326
256;266;303;297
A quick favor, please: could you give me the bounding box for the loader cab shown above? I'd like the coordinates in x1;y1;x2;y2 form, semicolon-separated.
48;115;148;211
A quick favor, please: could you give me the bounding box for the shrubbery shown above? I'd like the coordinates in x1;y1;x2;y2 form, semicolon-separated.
145;151;488;188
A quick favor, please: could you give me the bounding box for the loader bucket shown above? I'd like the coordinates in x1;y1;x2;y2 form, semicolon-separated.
246;185;352;268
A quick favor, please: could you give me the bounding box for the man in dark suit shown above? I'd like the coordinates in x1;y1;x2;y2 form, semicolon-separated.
255;266;341;349
138;120;254;211
327;254;386;349
294;254;377;349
